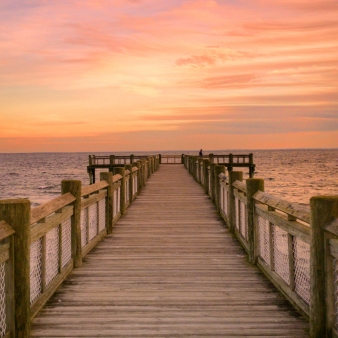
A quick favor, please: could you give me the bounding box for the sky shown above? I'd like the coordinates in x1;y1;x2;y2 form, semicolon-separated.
0;0;337;152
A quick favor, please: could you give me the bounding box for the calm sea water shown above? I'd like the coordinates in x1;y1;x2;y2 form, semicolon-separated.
0;149;337;208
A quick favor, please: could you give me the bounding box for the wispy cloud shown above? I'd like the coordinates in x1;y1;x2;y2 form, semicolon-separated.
0;0;337;151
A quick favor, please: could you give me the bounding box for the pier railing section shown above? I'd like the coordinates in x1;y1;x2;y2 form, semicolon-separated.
184;155;338;338
0;156;159;338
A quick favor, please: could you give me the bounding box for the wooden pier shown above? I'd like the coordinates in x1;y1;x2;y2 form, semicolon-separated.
29;165;308;337
1;154;338;337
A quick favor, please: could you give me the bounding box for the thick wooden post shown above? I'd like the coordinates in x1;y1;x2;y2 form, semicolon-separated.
100;172;113;234
61;180;82;267
110;155;115;165
249;153;255;178
214;165;226;213
246;178;264;264
228;171;243;233
228;153;234;174
0;199;31;338
114;167;126;215
310;196;338;338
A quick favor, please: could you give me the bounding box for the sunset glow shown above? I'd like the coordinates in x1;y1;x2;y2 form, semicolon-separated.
1;0;337;152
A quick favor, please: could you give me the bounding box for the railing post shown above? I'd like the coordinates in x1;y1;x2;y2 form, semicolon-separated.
159;154;162;164
249;153;255;178
61;180;82;268
110;155;115;166
100;172;113;234
246;178;264;264
228;153;234;174
310;196;338;338
228;171;243;233
209;153;214;163
214;165;226;213
114;167;126;215
130;154;134;164
0;199;31;338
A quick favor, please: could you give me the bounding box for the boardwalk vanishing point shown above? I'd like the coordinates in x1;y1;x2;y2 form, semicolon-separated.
30;164;309;337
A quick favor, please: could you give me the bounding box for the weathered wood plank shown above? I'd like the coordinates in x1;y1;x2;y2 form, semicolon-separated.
31;193;75;225
30;165;309;337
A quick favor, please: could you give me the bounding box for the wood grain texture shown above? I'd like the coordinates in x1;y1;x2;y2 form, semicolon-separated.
30;165;309;337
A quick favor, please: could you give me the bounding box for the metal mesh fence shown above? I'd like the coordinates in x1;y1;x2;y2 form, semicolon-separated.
239;201;247;240
88;204;98;241
272;225;290;285
98;198;106;232
61;218;72;268
80;208;88;248
45;226;59;286
335;259;338;331
235;198;240;232
113;189;118;217
133;176;138;195
116;187;121;215
257;216;270;265
293;237;310;304
0;263;6;337
30;238;42;304
125;180;130;203
220;185;224;212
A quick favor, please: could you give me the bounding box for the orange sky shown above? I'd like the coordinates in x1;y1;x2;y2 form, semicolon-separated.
1;0;337;152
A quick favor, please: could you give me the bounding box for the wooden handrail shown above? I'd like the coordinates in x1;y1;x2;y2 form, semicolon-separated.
31;192;76;225
253;190;310;223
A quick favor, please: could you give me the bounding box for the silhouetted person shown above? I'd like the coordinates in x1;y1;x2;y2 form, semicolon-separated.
199;149;203;156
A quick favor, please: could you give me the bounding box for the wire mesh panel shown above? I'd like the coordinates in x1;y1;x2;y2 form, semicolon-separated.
223;189;229;217
30;238;43;304
272;225;290;285
235;198;240;232
61;218;72;268
257;216;271;265
239;201;248;240
125;180;130;203
293;237;310;304
98;198;106;232
45;226;59;286
220;186;224;213
335;259;338;331
113;189;118;218
133;176;138;195
114;187;121;216
88;203;98;241
80;208;88;248
0;263;6;337
208;171;211;196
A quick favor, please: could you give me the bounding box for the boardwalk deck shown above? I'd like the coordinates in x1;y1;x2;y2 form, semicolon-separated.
30;165;309;337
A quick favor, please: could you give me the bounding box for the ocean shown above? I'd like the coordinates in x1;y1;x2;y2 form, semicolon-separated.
0;149;337;208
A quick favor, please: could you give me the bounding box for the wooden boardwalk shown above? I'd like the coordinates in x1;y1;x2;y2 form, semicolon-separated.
30;165;309;337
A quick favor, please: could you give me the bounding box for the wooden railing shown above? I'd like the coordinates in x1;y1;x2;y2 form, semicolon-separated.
87;155;158;184
0;156;159;338
184;154;338;338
